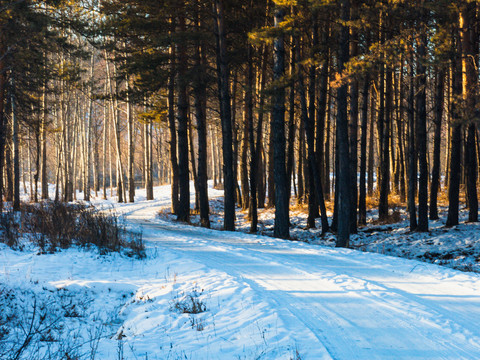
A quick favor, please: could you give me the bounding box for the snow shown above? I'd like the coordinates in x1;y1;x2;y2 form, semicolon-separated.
2;183;480;359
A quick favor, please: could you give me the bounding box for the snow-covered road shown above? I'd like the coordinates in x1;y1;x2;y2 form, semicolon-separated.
101;182;480;360
126;216;480;359
2;184;480;359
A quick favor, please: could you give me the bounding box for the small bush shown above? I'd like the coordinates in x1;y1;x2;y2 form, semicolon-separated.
1;201;145;258
171;287;207;315
22;202;82;250
371;210;402;225
0;211;20;248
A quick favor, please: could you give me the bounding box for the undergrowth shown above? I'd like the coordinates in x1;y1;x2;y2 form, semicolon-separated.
0;201;145;258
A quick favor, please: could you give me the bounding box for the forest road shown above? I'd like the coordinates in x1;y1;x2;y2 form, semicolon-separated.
123;208;480;360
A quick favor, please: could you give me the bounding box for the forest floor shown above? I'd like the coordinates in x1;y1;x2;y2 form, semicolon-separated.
1;183;480;359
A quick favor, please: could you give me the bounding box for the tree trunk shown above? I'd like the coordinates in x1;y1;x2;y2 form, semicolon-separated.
416;22;429;232
316;23;329;204
397;58;406;203
240;86;250;211
11;75;20;211
0;38;6;210
267;114;275;208
336;0;351;247
41;72;48;200
272;6;289;239
297;115;304;204
407;49;417;231
214;0;235;230
126;76;135;203
297;41;314;227
176;12;190;223
462;3;478;223
193;12;210;227
231;71;242;206
359;76;370;226
306;16;329;233
367;86;375;196
168;21;179;214
349;16;359;233
286;36;296;201
246;45;258;232
84;55;94;202
429;67;445;220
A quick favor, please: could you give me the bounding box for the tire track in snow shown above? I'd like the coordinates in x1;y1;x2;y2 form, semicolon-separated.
129;219;480;359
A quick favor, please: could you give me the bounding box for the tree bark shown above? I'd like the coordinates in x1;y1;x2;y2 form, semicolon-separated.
272;6;289;239
461;3;478;222
359;76;370;226
168;21;179;214
193;10;210;227
407;49;417;231
11;75;20;211
246;45;258;232
416;21;429;232
429;67;445;220
214;0;235;230
335;0;351;247
176;11;190;223
349;14;359;233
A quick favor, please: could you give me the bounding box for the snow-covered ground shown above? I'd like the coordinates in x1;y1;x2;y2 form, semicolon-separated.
2;183;480;359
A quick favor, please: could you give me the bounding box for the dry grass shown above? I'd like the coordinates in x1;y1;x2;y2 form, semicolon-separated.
1;201;145;258
371;210;402;225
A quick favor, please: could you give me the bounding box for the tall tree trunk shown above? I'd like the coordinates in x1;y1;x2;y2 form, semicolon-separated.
214;0;235;230
316;23;329;204
397;58;406;203
11;75;20;211
378;22;390;221
416;20;429;232
336;0;351;247
325;87;332;200
41;71;48;200
176;12;190;223
407;49;417;231
231;71;242;206
430;67;445;220
240;86;250;211
144;117;154;200
297;114;304;204
0;38;6;210
267;112;275;207
349;14;359;233
126;76;135;203
379;64;392;220
193;10;210;227
246;45;258;232
110;60;124;203
446;33;462;227
306;16;329;233
367;86;375;196
272;6;289;239
296;41;313;227
84;55;94;202
188;115;199;211
359;76;370;226
256;45;268;209
286;36;296;201
168;21;179;214
462;3;478;223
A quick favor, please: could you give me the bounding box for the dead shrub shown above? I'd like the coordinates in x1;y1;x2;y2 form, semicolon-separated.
3;201;145;258
371;210;402;225
0;211;20;248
